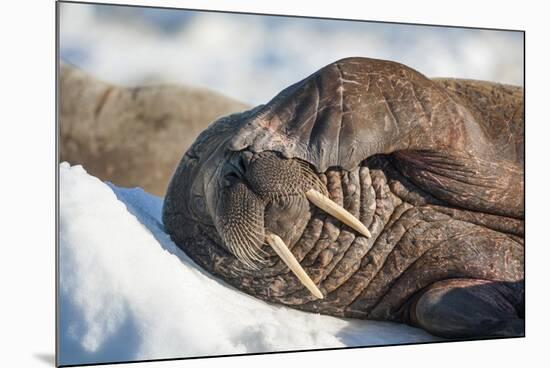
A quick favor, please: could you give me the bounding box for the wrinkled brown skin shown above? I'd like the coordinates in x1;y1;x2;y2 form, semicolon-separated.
163;57;524;338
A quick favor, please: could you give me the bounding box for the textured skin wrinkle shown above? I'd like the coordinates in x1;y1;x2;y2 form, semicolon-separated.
350;216;437;316
163;57;524;338
372;224;480;316
434;78;524;164
394;150;524;218
302;170;343;268
335;62;345;165
309;172;359;287
370;228;523;321
301;160;401;313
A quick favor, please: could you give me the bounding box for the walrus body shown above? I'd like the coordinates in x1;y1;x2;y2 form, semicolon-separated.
163;57;524;338
60;63;248;196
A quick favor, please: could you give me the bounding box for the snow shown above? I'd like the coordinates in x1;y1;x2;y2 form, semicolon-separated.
58;163;440;366
59;3;524;106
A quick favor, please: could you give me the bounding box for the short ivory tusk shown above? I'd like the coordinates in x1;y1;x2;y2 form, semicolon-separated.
305;189;372;238
265;232;324;299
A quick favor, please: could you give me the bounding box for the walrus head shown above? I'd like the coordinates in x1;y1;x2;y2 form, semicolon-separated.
162;104;374;299
163;57;524;314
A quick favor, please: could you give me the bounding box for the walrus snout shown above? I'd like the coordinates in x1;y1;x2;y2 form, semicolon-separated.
210;151;373;298
212;151;320;268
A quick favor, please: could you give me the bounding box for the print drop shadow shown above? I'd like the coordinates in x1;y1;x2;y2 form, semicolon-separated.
58;291;140;365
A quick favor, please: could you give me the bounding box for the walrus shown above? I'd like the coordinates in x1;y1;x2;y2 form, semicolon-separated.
59;62;249;196
163;57;524;339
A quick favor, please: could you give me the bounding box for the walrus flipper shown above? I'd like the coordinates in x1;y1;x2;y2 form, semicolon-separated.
409;278;524;338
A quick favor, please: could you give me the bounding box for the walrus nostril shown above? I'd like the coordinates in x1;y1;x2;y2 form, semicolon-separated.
240;150;254;171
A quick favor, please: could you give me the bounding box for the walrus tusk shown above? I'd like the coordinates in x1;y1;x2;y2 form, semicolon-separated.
265;232;324;299
305;189;372;238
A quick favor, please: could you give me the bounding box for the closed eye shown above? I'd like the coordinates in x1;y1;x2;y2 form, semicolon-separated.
191;195;207;218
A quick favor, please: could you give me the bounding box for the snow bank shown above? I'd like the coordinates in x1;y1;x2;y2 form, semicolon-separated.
58;163;439;366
